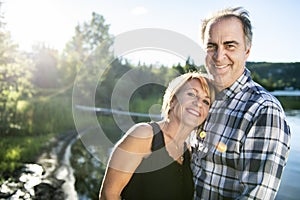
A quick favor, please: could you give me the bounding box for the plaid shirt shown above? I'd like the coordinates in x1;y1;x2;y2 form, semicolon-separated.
191;69;291;200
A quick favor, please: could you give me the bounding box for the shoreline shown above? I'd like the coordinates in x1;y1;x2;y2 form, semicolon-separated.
0;131;78;199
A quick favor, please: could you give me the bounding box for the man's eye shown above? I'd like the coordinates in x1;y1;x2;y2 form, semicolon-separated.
206;45;215;50
226;44;236;50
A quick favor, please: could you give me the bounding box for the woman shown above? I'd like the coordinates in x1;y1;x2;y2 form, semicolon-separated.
99;72;215;200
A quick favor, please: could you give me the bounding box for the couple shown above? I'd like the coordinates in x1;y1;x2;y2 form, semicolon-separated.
99;7;291;200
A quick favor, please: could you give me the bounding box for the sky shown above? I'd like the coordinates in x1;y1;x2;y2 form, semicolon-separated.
2;0;300;66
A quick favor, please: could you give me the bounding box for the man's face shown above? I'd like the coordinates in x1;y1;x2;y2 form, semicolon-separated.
203;17;251;91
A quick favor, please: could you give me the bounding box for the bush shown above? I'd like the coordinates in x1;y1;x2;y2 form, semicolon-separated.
0;133;55;178
30;96;75;134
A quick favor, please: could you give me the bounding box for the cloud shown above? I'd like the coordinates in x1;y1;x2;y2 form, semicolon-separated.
131;6;148;16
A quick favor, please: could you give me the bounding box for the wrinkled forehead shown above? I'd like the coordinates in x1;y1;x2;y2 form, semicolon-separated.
208;16;242;31
204;16;244;43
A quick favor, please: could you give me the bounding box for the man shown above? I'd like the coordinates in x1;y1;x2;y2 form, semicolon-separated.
191;7;291;199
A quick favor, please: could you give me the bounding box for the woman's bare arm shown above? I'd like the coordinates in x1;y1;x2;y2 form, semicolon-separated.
99;123;153;200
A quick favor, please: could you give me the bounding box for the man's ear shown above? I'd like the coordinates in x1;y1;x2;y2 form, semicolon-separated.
245;45;251;59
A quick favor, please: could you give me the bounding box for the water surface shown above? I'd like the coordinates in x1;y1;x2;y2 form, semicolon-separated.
276;110;300;200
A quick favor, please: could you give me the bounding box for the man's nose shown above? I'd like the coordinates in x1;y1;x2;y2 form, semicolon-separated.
214;47;226;61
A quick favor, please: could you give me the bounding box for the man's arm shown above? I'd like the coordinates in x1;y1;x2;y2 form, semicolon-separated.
237;106;291;200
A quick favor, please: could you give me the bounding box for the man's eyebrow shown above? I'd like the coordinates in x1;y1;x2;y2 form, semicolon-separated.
224;41;239;45
207;42;216;46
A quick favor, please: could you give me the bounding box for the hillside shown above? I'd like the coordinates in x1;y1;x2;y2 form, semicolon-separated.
246;62;300;91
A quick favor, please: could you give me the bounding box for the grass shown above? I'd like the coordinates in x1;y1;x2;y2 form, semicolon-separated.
0;133;56;181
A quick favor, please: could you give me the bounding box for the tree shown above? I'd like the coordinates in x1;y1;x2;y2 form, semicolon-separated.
59;12;114;104
95;59;131;107
31;44;59;89
0;11;34;134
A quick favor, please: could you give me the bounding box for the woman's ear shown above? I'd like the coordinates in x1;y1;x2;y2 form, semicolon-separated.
170;97;177;110
170;101;174;110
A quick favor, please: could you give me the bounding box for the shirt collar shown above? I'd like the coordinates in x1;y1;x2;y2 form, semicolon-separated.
216;68;251;100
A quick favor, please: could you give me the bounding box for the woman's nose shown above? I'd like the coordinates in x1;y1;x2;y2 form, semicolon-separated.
192;96;202;107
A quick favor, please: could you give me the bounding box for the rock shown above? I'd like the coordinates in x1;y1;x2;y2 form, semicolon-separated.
0;163;66;199
0;131;78;199
33;181;65;200
0;180;18;198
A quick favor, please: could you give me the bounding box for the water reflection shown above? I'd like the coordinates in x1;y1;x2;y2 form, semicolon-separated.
71;140;106;200
275;110;300;200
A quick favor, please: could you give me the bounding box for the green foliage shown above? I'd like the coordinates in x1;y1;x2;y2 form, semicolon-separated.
61;12;114;105
277;96;300;110
30;96;74;134
0;27;34;134
0;133;55;176
247;62;300;90
129;95;163;123
5;95;74;136
97;115;125;143
96;59;131;107
31;45;60;89
172;57;207;75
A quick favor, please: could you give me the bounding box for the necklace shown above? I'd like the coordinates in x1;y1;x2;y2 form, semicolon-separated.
161;123;185;163
180;155;184;162
173;142;185;163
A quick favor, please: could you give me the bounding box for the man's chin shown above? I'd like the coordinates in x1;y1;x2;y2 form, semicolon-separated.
211;78;226;91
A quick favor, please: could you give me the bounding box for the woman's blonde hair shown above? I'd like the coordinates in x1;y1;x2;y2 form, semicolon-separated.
161;72;215;120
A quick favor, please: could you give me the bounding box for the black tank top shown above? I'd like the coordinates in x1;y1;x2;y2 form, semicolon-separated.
121;122;194;200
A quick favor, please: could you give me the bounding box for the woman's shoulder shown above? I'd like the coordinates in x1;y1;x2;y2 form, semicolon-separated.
116;122;154;154
126;122;154;138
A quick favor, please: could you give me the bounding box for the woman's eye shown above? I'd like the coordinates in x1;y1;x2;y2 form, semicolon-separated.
187;92;196;97
203;100;210;106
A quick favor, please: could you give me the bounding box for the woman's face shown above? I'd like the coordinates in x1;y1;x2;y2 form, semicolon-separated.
171;78;211;128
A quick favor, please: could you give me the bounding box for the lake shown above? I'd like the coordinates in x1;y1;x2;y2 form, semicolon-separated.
276;110;300;200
